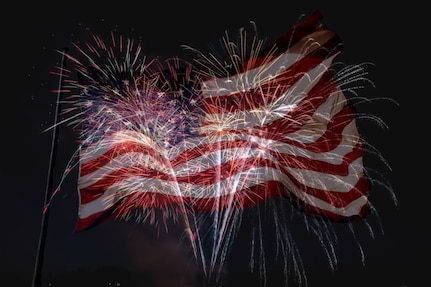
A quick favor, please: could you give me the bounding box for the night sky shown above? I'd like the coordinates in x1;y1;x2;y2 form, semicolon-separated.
1;1;425;287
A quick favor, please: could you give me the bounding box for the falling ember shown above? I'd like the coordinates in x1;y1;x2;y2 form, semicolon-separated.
47;10;395;287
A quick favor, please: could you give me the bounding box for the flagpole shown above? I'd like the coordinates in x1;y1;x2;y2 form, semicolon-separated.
31;47;69;287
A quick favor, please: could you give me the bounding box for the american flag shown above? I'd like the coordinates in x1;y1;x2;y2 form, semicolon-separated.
73;10;370;233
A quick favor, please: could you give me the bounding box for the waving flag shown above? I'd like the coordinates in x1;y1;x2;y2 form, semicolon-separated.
72;10;370;233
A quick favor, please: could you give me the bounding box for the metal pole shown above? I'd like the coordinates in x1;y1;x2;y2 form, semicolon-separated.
31;47;69;287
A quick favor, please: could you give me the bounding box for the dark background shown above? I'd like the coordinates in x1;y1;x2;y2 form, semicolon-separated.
1;1;425;286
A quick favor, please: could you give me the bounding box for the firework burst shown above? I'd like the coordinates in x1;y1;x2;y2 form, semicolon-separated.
47;11;395;287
